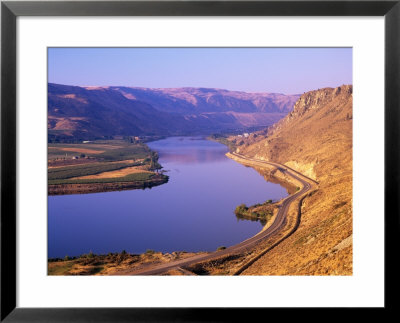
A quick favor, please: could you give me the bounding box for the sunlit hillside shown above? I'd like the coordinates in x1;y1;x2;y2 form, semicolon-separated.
240;85;353;275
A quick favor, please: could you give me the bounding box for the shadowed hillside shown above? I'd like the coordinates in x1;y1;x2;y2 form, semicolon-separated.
48;83;299;141
112;86;299;114
48;83;195;140
240;85;353;275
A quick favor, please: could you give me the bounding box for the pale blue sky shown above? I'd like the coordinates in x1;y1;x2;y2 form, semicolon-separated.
48;48;352;94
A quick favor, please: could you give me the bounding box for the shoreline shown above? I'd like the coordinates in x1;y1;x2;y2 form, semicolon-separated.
48;149;315;275
48;139;168;195
226;152;306;188
116;154;315;275
48;174;168;196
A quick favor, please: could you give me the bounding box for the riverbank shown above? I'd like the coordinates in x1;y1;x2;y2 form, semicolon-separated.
179;154;317;276
48;138;301;275
234;199;276;225
48;173;168;195
48;250;209;275
48;152;315;276
226;152;308;189
48;140;167;195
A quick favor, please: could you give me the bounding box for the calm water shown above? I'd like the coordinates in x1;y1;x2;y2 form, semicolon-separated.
48;137;288;258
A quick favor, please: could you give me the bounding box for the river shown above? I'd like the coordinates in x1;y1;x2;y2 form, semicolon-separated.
48;137;288;258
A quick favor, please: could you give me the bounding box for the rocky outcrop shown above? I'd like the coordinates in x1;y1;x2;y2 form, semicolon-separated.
242;85;352;182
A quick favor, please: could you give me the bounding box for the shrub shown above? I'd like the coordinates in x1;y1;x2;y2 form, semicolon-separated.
234;203;248;215
217;246;226;251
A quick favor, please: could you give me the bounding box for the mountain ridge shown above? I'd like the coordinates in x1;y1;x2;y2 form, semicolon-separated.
110;86;300;114
48;83;299;141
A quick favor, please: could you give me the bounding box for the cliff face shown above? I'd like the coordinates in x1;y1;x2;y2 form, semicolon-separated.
240;85;353;182
241;85;353;275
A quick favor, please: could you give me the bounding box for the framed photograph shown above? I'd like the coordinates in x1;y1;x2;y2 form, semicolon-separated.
1;0;398;320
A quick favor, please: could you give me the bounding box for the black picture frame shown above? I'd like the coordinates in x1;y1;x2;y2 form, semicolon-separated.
1;0;399;321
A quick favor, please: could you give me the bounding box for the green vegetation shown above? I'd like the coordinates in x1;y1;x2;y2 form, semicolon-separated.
48;172;164;185
48;141;167;191
48;161;140;180
48;142;152;162
207;134;236;151
47;261;75;275
49;248;197;275
234;200;274;223
235;203;248;214
76;251;96;259
146;151;162;170
96;145;150;161
217;246;226;251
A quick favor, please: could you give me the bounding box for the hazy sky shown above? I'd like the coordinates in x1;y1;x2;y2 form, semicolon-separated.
48;48;352;94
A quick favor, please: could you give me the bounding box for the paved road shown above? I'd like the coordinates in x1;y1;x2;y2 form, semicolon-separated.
114;153;315;275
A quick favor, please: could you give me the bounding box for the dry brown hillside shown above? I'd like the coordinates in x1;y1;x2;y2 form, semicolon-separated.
240;85;353;275
48;83;299;141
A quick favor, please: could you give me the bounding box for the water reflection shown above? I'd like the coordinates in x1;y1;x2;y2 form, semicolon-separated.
149;137;228;164
236;215;268;226
48;137;288;258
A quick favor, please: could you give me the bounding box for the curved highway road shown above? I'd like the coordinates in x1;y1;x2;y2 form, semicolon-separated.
114;153;316;275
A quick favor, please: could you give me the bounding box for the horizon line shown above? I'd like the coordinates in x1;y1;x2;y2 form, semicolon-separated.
48;82;353;96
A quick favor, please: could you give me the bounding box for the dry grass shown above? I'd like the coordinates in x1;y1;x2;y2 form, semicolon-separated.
54;147;105;154
48;251;207;276
239;85;353;275
48;159;136;169
72;165;152;180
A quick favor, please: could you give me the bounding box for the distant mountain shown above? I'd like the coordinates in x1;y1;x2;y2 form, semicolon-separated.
111;87;299;114
48;84;194;141
48;83;299;141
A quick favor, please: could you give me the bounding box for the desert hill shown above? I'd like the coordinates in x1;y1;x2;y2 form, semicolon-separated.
48;83;195;140
111;86;299;114
48;83;299;141
239;85;353;275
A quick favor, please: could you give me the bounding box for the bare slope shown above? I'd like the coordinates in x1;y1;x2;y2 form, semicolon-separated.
112;86;299;114
48;83;196;140
240;85;353;275
48;83;299;140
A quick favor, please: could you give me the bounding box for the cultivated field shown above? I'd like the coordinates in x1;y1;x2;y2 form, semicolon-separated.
48;140;167;194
